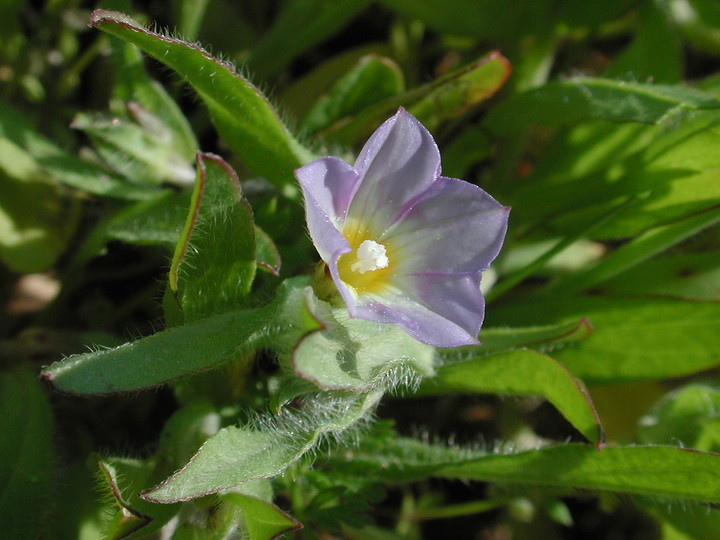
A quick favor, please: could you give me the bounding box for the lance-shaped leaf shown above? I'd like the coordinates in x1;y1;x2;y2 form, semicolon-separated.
420;349;603;444
436;444;720;503
247;0;372;78
0;98;154;200
408;51;512;131
484;78;720;135
320;51;510;145
440;318;593;363
72;108;195;187
142;390;382;503
333;435;720;503
41;279;320;394
547;203;720;294
491;296;720;384
303;55;404;135
167;153;256;322
89;10;315;195
110;32;198;162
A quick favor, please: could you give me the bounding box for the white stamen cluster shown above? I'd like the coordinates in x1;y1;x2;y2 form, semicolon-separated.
351;240;389;274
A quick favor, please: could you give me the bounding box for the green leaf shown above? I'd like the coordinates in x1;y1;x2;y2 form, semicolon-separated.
408;51;511;131
0;367;55;538
303;55;404;135
605;0;682;84
548;204;720;294
142;390;382;503
443;318;593;361
509;111;720;240
105;190;191;246
72;108;195;186
321;51;510;145
246;0;372;78
491;297;720;384
292;295;435;392
171;0;211;41
90;10;315;196
602;252;720;301
41;279;321;394
422;349;603;443
335;434;720;503
485;78;720;136
96;457;179;538
167;153;256;322
436;444;720;503
254;225;281;276
280;43;393;119
638;384;720;452
0;170;80;273
110;38;198;163
0;98;153;200
224;494;302;540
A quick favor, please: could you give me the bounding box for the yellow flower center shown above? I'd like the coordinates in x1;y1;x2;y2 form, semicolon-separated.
337;220;394;293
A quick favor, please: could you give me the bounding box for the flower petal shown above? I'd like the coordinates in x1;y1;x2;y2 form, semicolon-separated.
352;272;486;347
296;158;357;264
383;176;510;274
347;108;441;235
295;157;360;229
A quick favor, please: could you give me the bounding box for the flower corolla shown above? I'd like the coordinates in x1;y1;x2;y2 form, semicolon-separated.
295;108;509;347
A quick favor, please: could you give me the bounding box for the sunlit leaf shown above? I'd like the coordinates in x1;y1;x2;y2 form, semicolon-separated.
485;78;720;135
90;10;315;196
421;349;603;443
142;391;382;503
167;153;256;322
41;279;320;394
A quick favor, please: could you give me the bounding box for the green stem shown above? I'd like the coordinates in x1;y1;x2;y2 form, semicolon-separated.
411;498;508;521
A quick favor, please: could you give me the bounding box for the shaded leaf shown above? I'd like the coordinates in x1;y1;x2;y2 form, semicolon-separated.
602;252;720;301
0;98;153;200
0;367;55;538
247;0;372;78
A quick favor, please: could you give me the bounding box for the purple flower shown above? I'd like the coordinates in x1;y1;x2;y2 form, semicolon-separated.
295;109;509;347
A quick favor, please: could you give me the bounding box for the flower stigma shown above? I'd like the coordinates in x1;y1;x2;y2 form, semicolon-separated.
336;221;394;294
351;240;389;274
